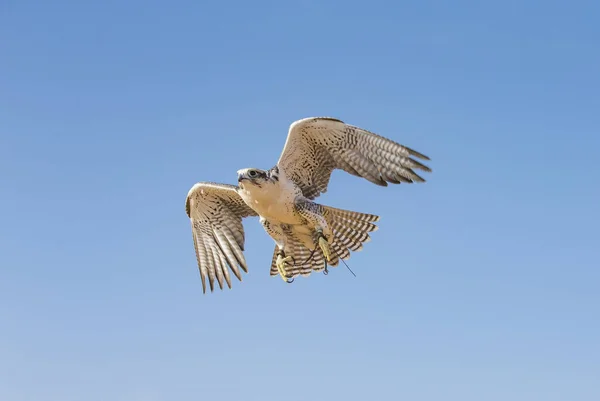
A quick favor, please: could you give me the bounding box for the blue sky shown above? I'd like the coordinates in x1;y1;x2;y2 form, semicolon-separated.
1;0;599;400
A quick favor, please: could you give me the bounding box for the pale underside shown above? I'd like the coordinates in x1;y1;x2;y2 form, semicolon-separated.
186;117;431;293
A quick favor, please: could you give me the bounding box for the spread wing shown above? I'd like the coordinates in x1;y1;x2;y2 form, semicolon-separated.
276;117;432;200
185;182;258;293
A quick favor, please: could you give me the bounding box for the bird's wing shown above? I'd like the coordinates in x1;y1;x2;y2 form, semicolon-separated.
276;117;432;200
185;182;258;293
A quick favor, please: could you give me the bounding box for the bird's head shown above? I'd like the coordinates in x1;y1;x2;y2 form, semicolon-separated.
237;168;271;189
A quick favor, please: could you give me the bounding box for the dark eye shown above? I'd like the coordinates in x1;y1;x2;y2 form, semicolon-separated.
248;170;257;177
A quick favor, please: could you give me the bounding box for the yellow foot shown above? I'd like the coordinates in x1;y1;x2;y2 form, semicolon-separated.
276;254;293;282
318;236;332;262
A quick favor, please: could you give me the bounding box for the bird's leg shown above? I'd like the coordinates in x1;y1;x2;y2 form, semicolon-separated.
276;250;294;283
261;218;295;283
294;200;334;263
315;228;332;263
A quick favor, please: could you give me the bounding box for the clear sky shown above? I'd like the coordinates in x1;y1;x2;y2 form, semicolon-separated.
1;1;599;400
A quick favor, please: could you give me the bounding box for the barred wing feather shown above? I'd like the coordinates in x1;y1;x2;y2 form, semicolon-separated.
277;117;432;200
185;182;258;293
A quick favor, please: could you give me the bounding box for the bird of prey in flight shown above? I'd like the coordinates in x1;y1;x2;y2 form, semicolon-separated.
185;117;431;293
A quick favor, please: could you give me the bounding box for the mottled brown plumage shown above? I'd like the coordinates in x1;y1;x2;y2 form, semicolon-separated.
186;183;257;292
277;117;431;199
185;117;431;293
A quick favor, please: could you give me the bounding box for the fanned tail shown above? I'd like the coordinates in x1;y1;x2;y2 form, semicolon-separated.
269;205;379;279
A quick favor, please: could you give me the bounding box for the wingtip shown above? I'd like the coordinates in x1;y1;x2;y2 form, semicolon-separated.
411;158;432;173
231;268;243;281
407;147;431;161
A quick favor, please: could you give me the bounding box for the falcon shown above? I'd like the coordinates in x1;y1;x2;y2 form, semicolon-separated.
185;117;431;293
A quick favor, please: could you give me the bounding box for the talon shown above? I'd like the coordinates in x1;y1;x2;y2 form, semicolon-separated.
276;253;294;282
318;235;332;262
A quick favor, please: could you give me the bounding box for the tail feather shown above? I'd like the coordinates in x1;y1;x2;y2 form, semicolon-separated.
269;234;330;278
329;237;350;260
332;227;364;252
269;205;379;279
324;205;378;262
323;205;380;223
335;217;379;233
333;225;370;245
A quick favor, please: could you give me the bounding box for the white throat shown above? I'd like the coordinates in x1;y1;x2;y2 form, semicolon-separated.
237;168;301;222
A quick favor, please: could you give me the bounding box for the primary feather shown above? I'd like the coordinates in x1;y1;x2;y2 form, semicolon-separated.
185;182;257;293
277;117;431;200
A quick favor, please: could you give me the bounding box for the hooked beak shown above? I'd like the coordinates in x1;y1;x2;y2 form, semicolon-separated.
237;169;248;183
